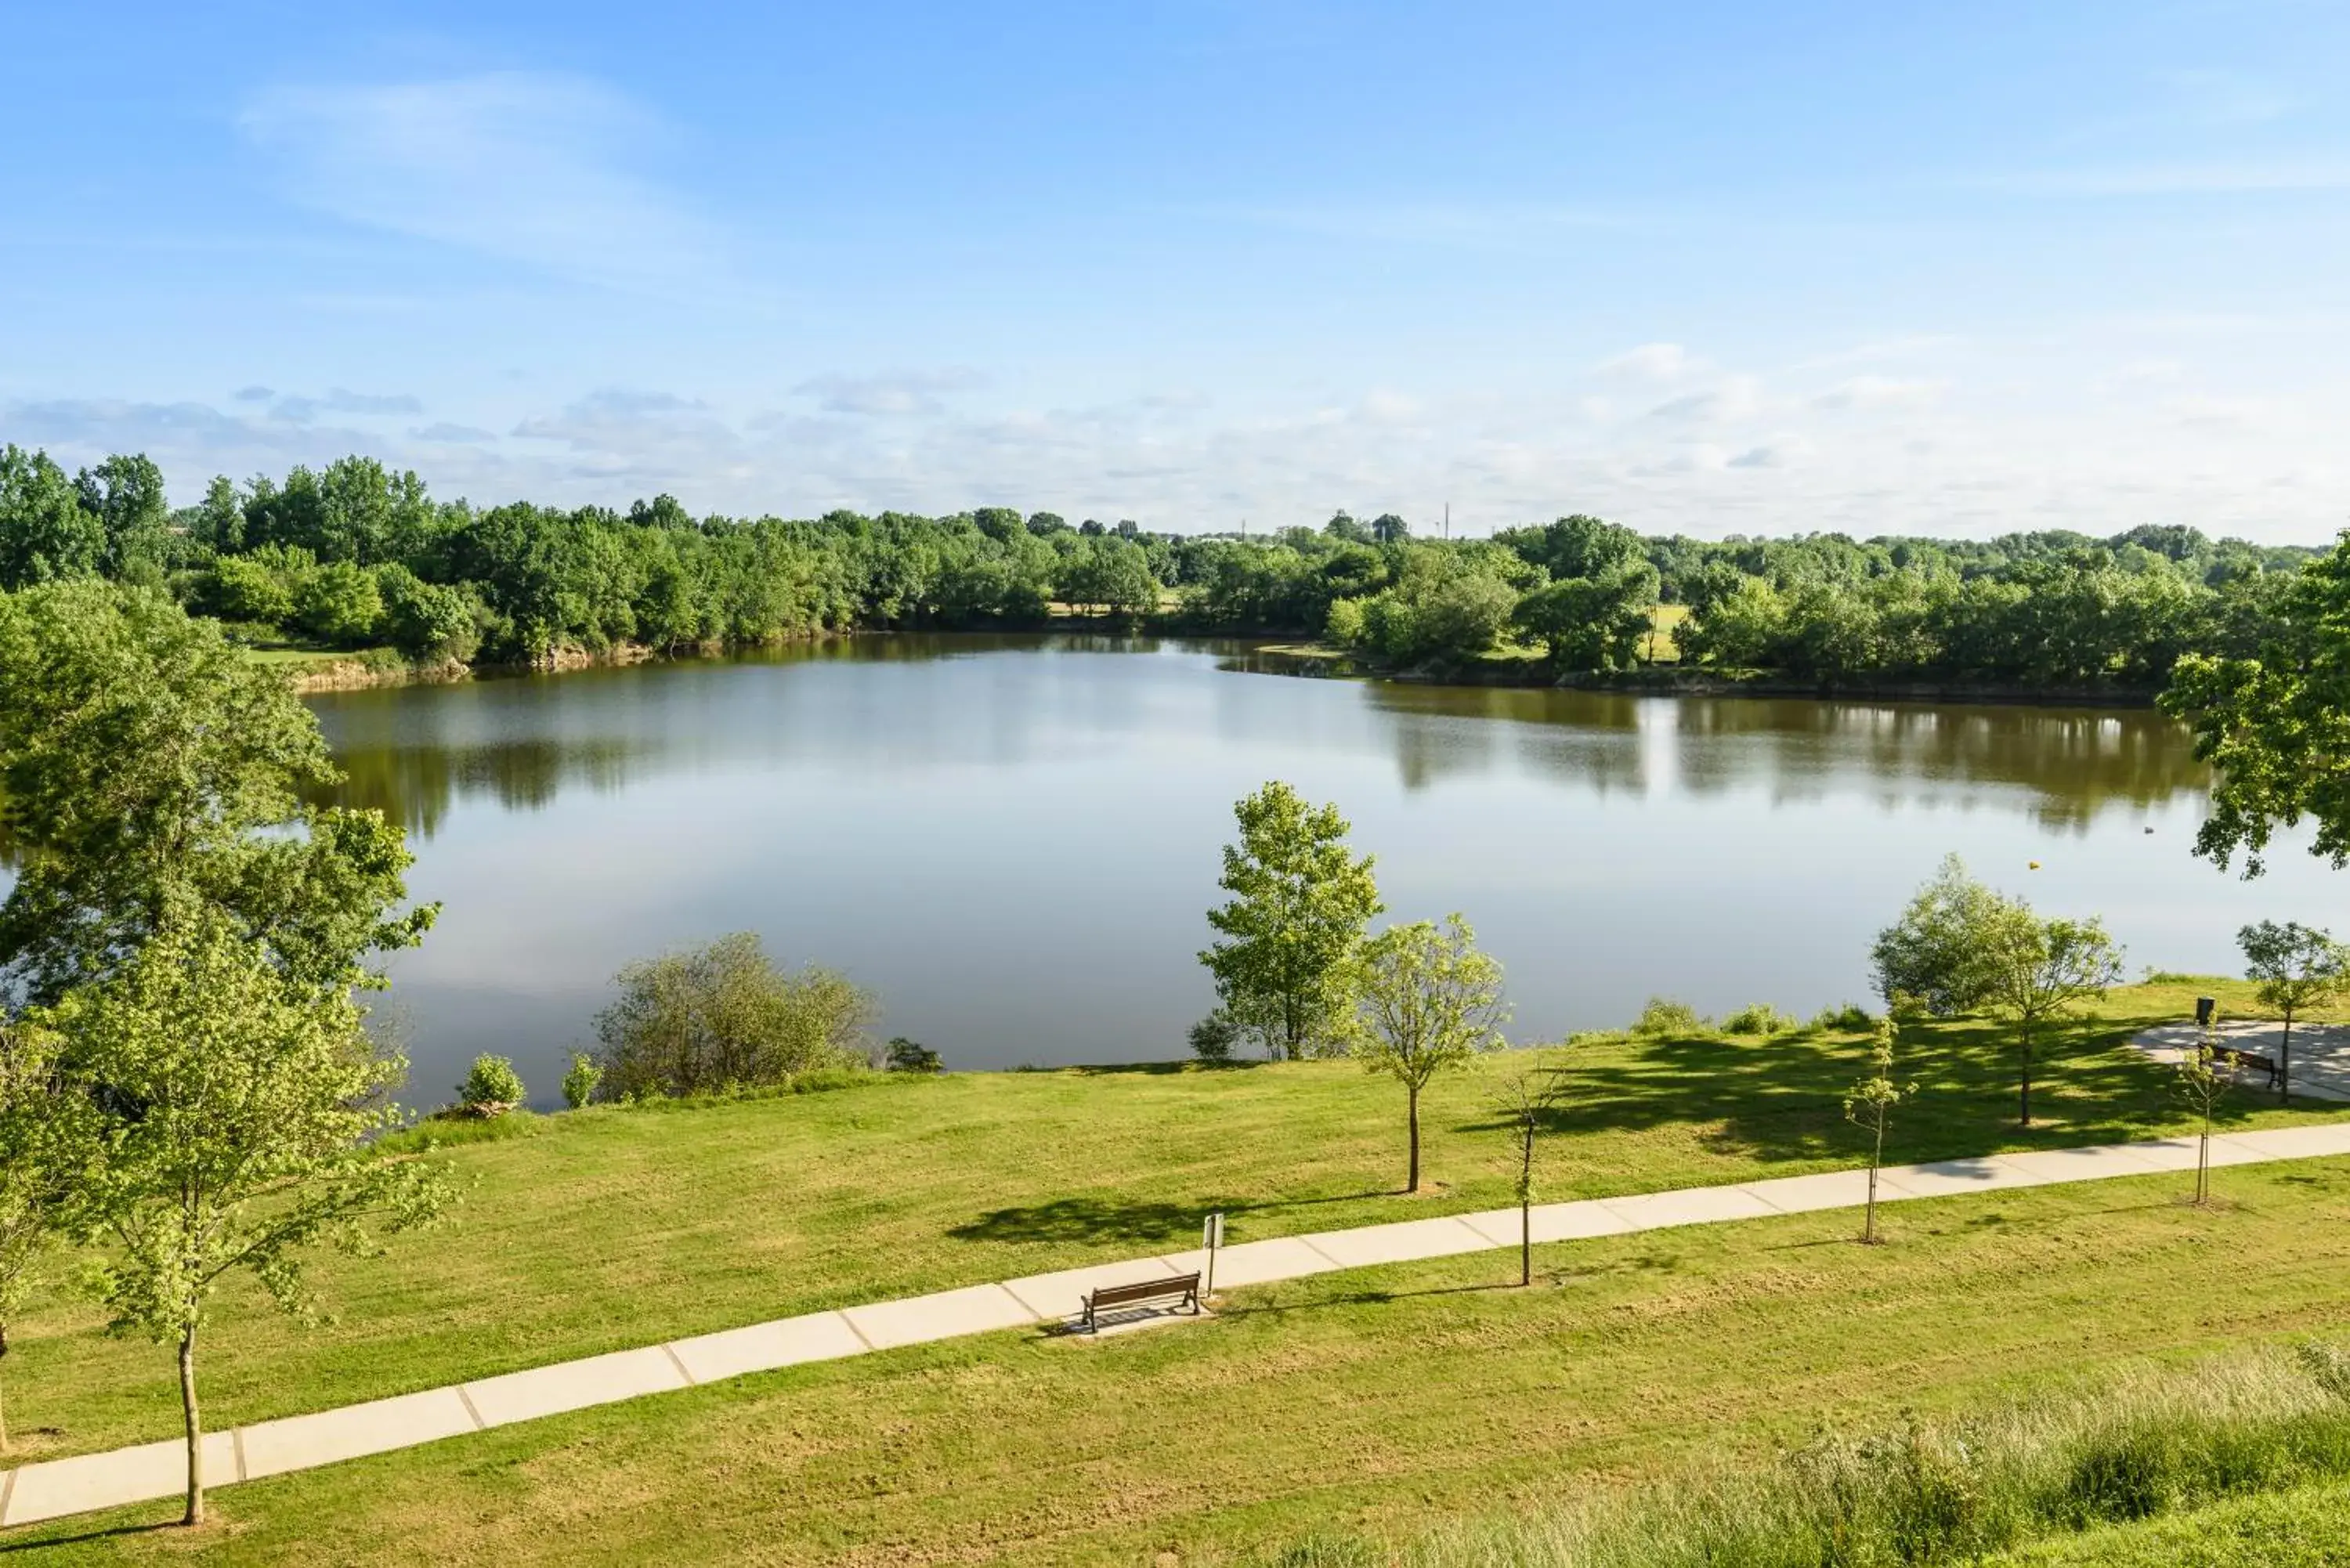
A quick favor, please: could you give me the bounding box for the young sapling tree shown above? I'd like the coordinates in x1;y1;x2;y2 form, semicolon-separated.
2238;920;2350;1106
1489;1064;1568;1286
2176;1012;2239;1208
1842;1013;1909;1245
1348;914;1508;1193
52;913;451;1526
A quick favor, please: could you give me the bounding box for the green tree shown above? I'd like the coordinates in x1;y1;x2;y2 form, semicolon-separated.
1489;1063;1566;1285
2160;539;2350;875
1842;1013;1907;1245
0;581;433;1001
1513;561;1661;669
0;445;106;590
2175;1013;2236;1207
294;559;386;645
595;932;877;1098
1978;905;2125;1127
562;1051;605;1108
0;1021;96;1453
1870;855;2009;1016
45;912;449;1525
1200;782;1383;1060
2237;920;2350;1105
74;453;173;580
1347;915;1508;1192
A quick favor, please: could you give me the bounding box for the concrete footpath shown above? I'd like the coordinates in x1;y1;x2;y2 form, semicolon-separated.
9;1121;2350;1530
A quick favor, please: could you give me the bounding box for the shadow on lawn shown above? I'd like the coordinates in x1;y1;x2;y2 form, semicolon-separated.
949;1186;1394;1246
1459;1010;2280;1169
0;1521;179;1554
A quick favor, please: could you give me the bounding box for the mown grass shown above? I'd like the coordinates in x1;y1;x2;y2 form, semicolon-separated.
12;1154;2350;1564
0;978;2329;1469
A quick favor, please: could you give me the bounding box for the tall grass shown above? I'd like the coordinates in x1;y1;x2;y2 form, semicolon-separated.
1251;1345;2350;1567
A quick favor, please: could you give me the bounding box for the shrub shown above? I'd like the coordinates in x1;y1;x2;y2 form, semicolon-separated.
885;1036;943;1073
594;932;877;1100
378;563;481;662
293;559;385;645
561;1051;602;1109
457;1053;526;1113
1188;1012;1240;1062
1632;997;1708;1036
1722;1003;1795;1036
1812;1002;1876;1031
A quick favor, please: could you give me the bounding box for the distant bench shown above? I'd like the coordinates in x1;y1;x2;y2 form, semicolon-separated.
1079;1271;1202;1332
2216;1046;2281;1091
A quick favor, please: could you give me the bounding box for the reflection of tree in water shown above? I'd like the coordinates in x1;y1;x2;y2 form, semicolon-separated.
1668;699;2206;831
1365;685;1649;796
310;739;643;838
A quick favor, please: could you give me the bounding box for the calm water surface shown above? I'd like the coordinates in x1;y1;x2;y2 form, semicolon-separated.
295;635;2337;1106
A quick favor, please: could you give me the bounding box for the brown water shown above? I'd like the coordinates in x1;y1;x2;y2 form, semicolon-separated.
294;634;2334;1106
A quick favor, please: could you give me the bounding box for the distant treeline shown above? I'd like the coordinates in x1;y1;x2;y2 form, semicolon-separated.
0;444;2322;690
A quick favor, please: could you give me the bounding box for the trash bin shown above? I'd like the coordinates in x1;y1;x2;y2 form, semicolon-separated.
2196;996;2216;1027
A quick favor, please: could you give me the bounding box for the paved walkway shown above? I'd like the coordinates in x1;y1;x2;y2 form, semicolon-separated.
9;1120;2350;1530
2133;1021;2350;1103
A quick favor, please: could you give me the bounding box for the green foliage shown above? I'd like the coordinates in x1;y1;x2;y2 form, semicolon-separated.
0;581;433;1001
0;1019;99;1451
1201;782;1385;1060
1721;1002;1795;1036
1513;560;1661;670
1845;1015;1909;1242
376;563;480;661
1347;914;1508;1191
38;911;449;1520
1871;854;2012;1015
1187;1013;1240;1062
594;932;877;1099
885;1036;943;1073
1632;996;1709;1035
0;445;107;590
292;559;386;645
561;1052;604;1108
458;1053;527;1111
1813;1002;1877;1031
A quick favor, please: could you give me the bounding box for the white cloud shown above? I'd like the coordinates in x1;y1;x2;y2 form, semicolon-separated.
792;369;986;417
1812;376;1946;412
238;72;723;289
1596;343;1690;382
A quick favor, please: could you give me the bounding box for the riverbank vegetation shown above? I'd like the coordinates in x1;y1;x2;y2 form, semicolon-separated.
0;444;2325;696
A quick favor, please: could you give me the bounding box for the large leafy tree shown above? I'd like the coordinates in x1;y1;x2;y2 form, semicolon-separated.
0;445;107;591
0;580;433;1002
1200;782;1383;1059
1349;915;1508;1192
2160;539;2349;874
42;912;450;1526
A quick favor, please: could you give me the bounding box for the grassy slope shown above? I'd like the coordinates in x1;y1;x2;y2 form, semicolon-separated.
1988;1479;2350;1566
4;978;2344;1558
14;1154;2350;1564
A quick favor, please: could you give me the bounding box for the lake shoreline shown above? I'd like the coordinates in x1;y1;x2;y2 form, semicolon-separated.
1241;641;2169;710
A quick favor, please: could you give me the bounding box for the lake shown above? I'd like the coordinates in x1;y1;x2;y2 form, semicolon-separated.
295;634;2333;1107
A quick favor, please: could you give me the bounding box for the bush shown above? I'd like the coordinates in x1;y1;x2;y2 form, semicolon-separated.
885;1036;943;1073
1188;1011;1240;1062
457;1053;526;1113
561;1051;603;1109
1721;1002;1794;1036
1811;1002;1877;1031
378;563;481;662
594;932;877;1100
1632;997;1708;1036
293;559;385;645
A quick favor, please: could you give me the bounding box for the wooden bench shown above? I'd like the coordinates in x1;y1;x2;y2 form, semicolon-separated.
1079;1272;1202;1332
2216;1046;2281;1091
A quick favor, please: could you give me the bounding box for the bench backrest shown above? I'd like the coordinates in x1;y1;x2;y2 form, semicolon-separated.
1089;1273;1201;1310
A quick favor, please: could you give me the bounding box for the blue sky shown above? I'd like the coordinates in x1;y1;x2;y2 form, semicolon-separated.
4;1;2346;539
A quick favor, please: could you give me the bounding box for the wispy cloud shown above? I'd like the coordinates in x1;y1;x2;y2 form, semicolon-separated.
238;71;723;289
793;369;986;417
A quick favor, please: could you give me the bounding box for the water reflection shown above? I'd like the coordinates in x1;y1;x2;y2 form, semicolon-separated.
14;634;2315;1103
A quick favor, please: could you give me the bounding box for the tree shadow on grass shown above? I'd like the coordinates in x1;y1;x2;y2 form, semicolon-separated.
1461;1010;2283;1172
0;1521;179;1554
947;1187;1395;1247
1215;1281;1516;1319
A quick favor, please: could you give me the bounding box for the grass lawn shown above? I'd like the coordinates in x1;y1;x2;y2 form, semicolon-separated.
2;977;2344;1558
238;645;396;669
1987;1479;2350;1566
13;1152;2350;1564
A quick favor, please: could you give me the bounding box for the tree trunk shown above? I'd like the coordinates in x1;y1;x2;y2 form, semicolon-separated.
1864;1115;1885;1244
1406;1086;1421;1194
1;1322;11;1454
1519;1126;1535;1287
2018;1023;2034;1127
2282;1010;2294;1107
179;1324;204;1526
